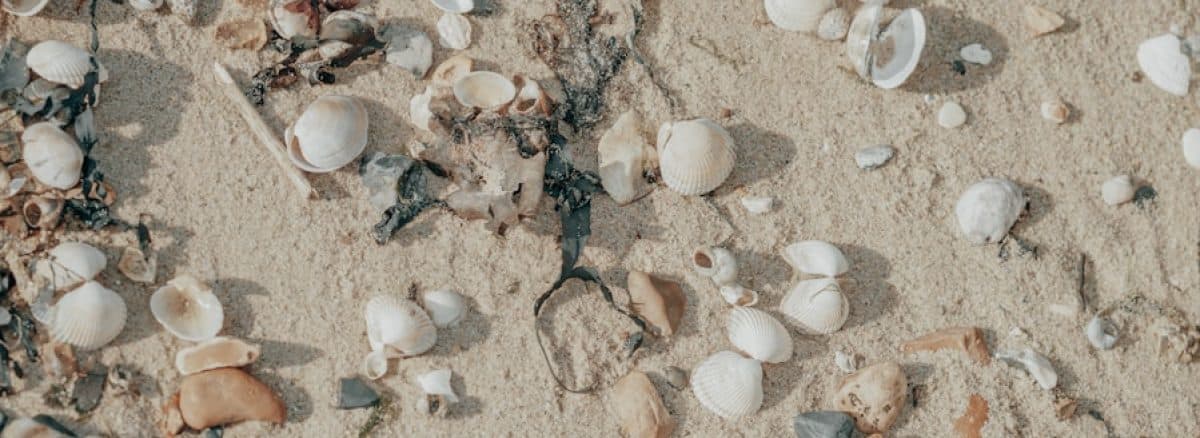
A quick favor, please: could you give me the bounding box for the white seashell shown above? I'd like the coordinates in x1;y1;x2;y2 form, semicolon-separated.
117;246;156;283
763;0;834;33
50;281;127;350
285;95;369;173
782;240;849;277
1182;128;1200;169
691;350;763;419
40;241;106;289
128;0;163;11
452;71;516;110
816;8;849;41
727;307;793;363
692;247;738;287
1085;315;1118;350
511;75;551;116
431;55;474;88
1137;34;1190;96
23;79;61;103
959;43;992;65
23;195;63;229
417;369;459;402
422;289;466;328
22;122;83;190
937;101;966;128
719;284;759;307
955;178;1026;244
1040;100;1069;124
834;350;858;373
437;13;472;50
362;349;390;380
656;119;736;195
855;145;894;170
364;295;437;356
269;0;319;39
26;40;109;89
779;277;849;334
431;0;472;13
1100;175;1135;206
597;111;651;205
846;2;926;89
409;86;436;132
2;0;50;16
150;274;224;342
175;337;262;375
996;348;1057;390
383;27;433;77
740;196;773;214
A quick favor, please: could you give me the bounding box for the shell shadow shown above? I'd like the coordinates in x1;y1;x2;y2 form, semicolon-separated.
892;361;935;432
428;294;492;355
838;244;896;330
249;338;325;369
731;249;792;307
587;195;669;266
254;370;314;423
447;372;483;419
34;0;134;25
210;277;271;337
759;359;806;412
899;6;1009;95
722;123;797;191
1013;181;1053;231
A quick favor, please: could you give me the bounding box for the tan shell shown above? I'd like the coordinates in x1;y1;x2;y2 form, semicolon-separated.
175;337;262;375
26;40;109;89
177;368;287;430
150;274;224;342
117;246;157;283
1023;5;1064;36
597;111;651;205
691;350;763;419
285;95;369;173
22;122;83;190
611;370;676;438
627;271;686;337
779;277;848;334
364;295;436;356
657;119;736;195
832;361;908;434
269;0;319;39
452;71;516;110
51;281;128;350
900;326;991;365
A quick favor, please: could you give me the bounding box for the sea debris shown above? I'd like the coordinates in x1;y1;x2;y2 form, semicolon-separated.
610;370;675;438
656;119;736;196
846;0;926;89
337;377;380;410
1040;100;1069;124
855;144;894;170
1023;5;1064;37
1132;185;1156;208
597;111;653;205
900;326;991;365
420;289;467;328
693;247;756;306
150;274;224;342
626;271;686;337
380;25;433;77
285;95;369;173
793;411;860;438
832;361;907;434
938;101;966;128
168;368;287;431
1182;128;1200;169
953;394;989;438
175;337;262;375
415;369;457;417
955;178;1026;244
727;307;793;363
71;364;107;413
834;350;860;373
996;348;1057;390
816;8;850;41
1100;175;1135;206
763;0;834;33
1136;34;1190;96
691;350;763;419
739;196;773;214
959;43;992;65
1085;315;1119;350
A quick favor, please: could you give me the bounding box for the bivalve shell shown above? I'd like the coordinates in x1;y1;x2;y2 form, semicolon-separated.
50;281;127;350
452;71;516;110
1137;34;1190;96
437;13;472;50
364;295;437;356
846;2;926;89
2;0;50;16
285;95;369;173
40;241;106;288
1101;175;1135;206
422;289;467;328
779;277;849;334
727;307;793;363
175;337;262;375
150;274;224;342
26;40;108;89
692;246;738;287
764;0;834;33
955;178;1026;244
269;0;319;40
781;240;849;277
22;122;83;190
691;350;763;419
416;369;459;402
657;119;736;195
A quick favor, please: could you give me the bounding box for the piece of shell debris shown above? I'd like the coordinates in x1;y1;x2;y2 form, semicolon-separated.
739;196;773;214
1085;315;1119;350
900;326;991;365
996;348;1057;390
1054;396;1077;420
938;101;967;128
816;8;849;41
215;19;269;51
854;145;894;170
1100;175;1135;206
1041;100;1069;124
833;350;859;373
1024;5;1065;37
959;43;992;65
953;394;989;438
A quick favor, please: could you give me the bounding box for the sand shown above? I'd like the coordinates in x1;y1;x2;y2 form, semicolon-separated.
3;0;1200;436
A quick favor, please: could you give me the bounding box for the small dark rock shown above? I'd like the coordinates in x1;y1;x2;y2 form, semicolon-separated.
359;152;416;213
1133;185;1157;208
794;411;862;438
337;377;379;410
32;414;76;437
71;365;107;414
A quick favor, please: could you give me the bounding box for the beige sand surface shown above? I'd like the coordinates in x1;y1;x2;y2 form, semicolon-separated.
4;0;1200;436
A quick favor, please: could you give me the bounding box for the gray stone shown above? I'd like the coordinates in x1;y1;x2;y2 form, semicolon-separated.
854;145;895;170
359;152;416;213
337;377;380;410
794;411;861;438
71;365;107;414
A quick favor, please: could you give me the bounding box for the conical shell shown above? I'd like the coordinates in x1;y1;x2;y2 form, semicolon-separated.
285;95;369;173
955;178;1025;244
1137;34;1190;97
50;281;127;350
763;0;834;32
437;12;472;50
691;350;763;419
2;0;50;16
452;71;516;110
657;119;736;196
846;2;926;89
692;246;738;287
782;240;849;277
269;0;319;39
150;274;224;342
364;295;437;356
422;289;466;328
727;307;793;363
22;122;83;190
780;277;849;334
431;0;472;13
41;241;106;288
416;369;459;402
26;40;108;89
175;337;261;375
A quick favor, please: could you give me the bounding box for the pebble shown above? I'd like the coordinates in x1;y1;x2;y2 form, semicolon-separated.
1041;100;1069;124
938;102;967;128
1023;5;1064;37
337;377;380;410
793;411;861;438
71;365;108;414
832;362;907;434
739;196;773;214
959;43;993;65
854;145;895;170
663;366;688;390
1100;175;1135;206
1182;128;1200;169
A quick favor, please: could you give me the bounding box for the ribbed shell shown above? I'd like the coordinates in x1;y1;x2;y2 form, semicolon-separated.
22;122;83;190
1137;34;1190;97
780;278;849;334
727;307;793;363
422;289;466;328
2;0;51;16
763;0;834;32
364;295;437;356
955;178;1026;244
44;241;106;287
691;351;763;419
286;95;368;173
51;281;127;350
657;119;735;196
452;71;515;110
26;40;108;89
781;240;849;277
150;274;224;342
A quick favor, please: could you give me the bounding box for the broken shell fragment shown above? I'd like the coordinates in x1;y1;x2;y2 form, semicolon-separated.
452;71;516;110
1181;128;1200;169
900;326;991;365
437;13;472;50
938;101;966;128
22;122;84;190
421;289;467;328
117;246;157;283
128;0;163;11
816;8;849;41
959;43;992;65
846;2;926;89
1137;34;1190;96
833;350;859;373
362;350;389;380
417;369;458;403
955;178;1026;244
431;54;474;87
954;394;989;438
627;271;686;337
740;196;773;214
763;0;834;33
1101;175;1135;206
50;281;127;350
364;295;437;356
26;40;108;89
510;75;551;116
794;411;858;438
611;370;676;438
598;111;652;205
656;119;736;195
1024;5;1064;37
779;277;848;334
22;195;62;229
692;246;738;287
855;145;894;170
215;19;270;51
727;307;793;363
996;348;1057;390
285;95;369;173
177;368;287;430
1086;315;1118;350
269;0;319;40
832;361;907;434
1041;100;1069;124
41;241;106;288
691;350;763;419
719;284;759;307
782;240;849;277
150;274;224;342
1;0;50;16
381;26;433;77
431;0;473;13
409;86;438;132
175;337;262;375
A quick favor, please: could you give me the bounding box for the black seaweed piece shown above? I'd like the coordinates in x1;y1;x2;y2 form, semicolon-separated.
247;34;384;104
32;415;77;437
0;342;11;396
530;0;629;133
136;220;152;255
1133;185;1157;208
13;312;36;362
64;198;129;230
371;163;441;244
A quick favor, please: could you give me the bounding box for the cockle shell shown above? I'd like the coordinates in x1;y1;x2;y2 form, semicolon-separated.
657;119;736;196
285;95;368;173
38;241;106;289
727;307;793;363
431;0;472;13
26;40;108;89
382;26;433;77
779;277;848;334
1;0;50;16
150;274;224;342
1137;34;1190;96
781;240;849;277
763;0;834;33
691;350;763;419
833;362;907;434
692;246;738;287
128;0;163;11
175;337;262;375
1182;128;1200;169
269;0;319;40
996;348;1057;390
365;295;437;356
1101;175;1135;206
955;178;1026;244
22;122;83;190
437;13;472;50
846;1;926;89
452;71;516;110
611;370;676;438
422;289;466;328
50;281;127;350
598;111;652;205
417;369;458;402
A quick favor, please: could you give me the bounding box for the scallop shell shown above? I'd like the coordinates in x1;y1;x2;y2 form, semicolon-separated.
422;289;466;328
692;246;738;287
23;195;62;229
782;240;849;277
727;307;793;363
22;122;83;190
128;0;163;11
39;241;106;289
780;277;849;334
269;0;319;40
437;13;472;50
452;71;516;110
846;2;926;89
598;111;651;205
1137;34;1190;97
285;95;368;173
2;0;50;16
691;350;763;419
26;40;109;89
175;337;262;375
364;295;437;356
955;178;1026;244
50;281;127;350
431;0;472;13
1182;128;1200;169
417;369;459;402
150;274;224;342
763;0;834;33
656;119;736;195
362;350;390;380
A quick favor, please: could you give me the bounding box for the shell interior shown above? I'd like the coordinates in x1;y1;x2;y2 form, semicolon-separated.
690;351;763;419
364;295;437;356
417;369;459;402
150;275;224;342
431;0;473;14
781;240;849;277
452;71;516;110
2;0;50;16
847;3;926;89
422;289;466;328
362;350;389;380
287;95;369;173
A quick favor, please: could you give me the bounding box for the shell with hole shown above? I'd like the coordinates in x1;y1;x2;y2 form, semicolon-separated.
36;241;106;289
2;0;49;16
431;0;472;13
691;350;763;419
422;289;466;328
846;1;926;89
728;307;793;363
782;240;849;278
780;277;849;334
453;71;516;111
597;111;652;205
150;274;224;342
26;40;109;89
1137;34;1190;96
763;0;834;33
510;74;551;116
657;119;735;195
175;337;262;375
417;369;459;402
269;0;319;39
22;195;62;229
22;122;83;189
365;295;437;356
49;281;127;350
437;13;472;50
955;177;1026;244
691;246;738;287
285;95;369;173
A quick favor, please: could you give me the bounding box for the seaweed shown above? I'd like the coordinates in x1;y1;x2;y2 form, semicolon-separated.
247;24;386;104
370;162;442;244
0;343;11;396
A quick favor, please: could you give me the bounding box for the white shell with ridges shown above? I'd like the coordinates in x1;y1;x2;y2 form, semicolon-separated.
763;0;834;33
50;281;127;350
782;240;849;277
691;350;763;419
150;274;224;342
780;277;849;334
727;307;793;363
452;71;516;110
657;119;736;196
285;95;369;173
365;295;436;356
1137;34;1190;96
362;350;390;380
26;40;108;89
22;122;83;190
422;289;466;328
955;178;1026;244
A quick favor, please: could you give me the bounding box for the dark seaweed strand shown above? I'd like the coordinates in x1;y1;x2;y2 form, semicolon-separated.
0;342;11;395
370;162;443;244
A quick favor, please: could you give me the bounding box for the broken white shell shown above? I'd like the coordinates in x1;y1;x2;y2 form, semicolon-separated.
269;0;319;40
846;1;926;89
50;281;127;350
511;75;550;116
150;274;224;342
1137;34;1190;96
128;0;163;11
740;196;773;214
763;0;834;33
959;43;992;65
779;277;849;334
365;295;437;356
1085;315;1118;350
409;86;436;132
117;246;156;283
437;13;472;50
2;0;49;16
431;0;472;13
23;195;63;229
598;111;651;205
285;95;369;173
1182;128;1200;169
431;55;473;88
691;350;763;419
996;348;1057;390
417;369;459;403
719;284;759;307
657;119;736;195
383;27;433;77
816;8;850;41
40;241;106;289
834;351;859;373
422;289;466;328
26;40;109;89
782;240;849;277
452;71;516;110
1040;100;1069;124
1101;175;1135;206
692;247;738;287
22;122;83;190
937;101;966;128
955;178;1026;244
727;307;793;363
362;349;390;380
175;337;262;375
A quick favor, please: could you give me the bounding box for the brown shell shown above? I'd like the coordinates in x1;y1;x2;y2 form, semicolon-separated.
627;271;686;337
610;371;675;438
178;368;286;430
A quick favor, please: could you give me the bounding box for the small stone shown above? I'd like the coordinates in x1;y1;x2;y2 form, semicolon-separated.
938;102;967;128
1041;100;1069;124
794;411;861;438
1024;5;1065;36
1132;185;1156;208
610;371;675;438
337;377;380;410
855;145;895;170
205;426;224;438
1100;175;1135;206
996;348;1057;390
1182;128;1200;169
359;152;416;213
739;196;773;214
663;366;687;390
953;394;989;438
71;365;108;414
959;43;992;65
832;362;907;434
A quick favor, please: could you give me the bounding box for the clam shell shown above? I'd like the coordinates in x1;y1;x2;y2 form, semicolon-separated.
727;307;793;363
150;274;224;342
1137;34;1190;96
437;12;472;50
175;337;262;375
691;350;763;419
23;195;62;229
846;2;926;89
286;95;368;173
657;119;736;195
421;289;466;328
39;241;106;289
763;0;834;32
2;0;50;16
362;350;390;380
269;0;319;39
1182;128;1200;169
364;295;437;356
26;40;108;89
779;277;848;334
416;369;458;402
452;71;516;110
431;0;472;13
955;178;1026;244
50;281;127;350
598;111;651;205
22;122;83;190
692;246;738;287
782;240;849;277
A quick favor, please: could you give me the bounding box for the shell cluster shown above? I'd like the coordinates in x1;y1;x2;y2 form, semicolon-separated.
780;240;852;334
32;242;128;351
362;289;468;380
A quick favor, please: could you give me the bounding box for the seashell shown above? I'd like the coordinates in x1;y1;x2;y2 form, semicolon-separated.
40;241;106;289
437;13;472;50
1101;175;1135;206
1085;315;1118;350
955;178;1026;244
1;0;50;16
692;246;738;287
321;10;378;46
22;195;62;229
422;289;467;328
416;369;458;403
597;111;651;205
954;394;989;438
285;95;368;173
900;326;991;365
431;54;474;87
794;411;858;438
452;71;516;110
846;1;926;89
175;337;262;375
727;307;793;363
22;122;83;189
611;370;676;438
959;43;992;65
215;19;270;51
996;348;1057;390
128;0;163;11
150;274;224;342
177;368;287;430
2;417;71;438
763;0;834;33
117;246;156;283
782;240;849;278
816;8;849;41
938;101;967;128
50;281;127;350
26;40;109;89
510;74;551;116
855;144;894;170
690;350;763;419
269;0;319;40
719;284;758;307
1181;128;1200;169
779;277;848;334
738;196;772;214
1023;5;1064;37
832;361;907;434
627;271;686;337
364;295;437;356
431;0;472;14
382;26;434;77
361;349;390;380
1041;99;1069;124
409;86;437;132
1137;34;1190;96
656;119;736;196
833;350;859;373
23;78;61;103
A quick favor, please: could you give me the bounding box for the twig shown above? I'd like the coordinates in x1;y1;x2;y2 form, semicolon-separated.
1077;253;1088;313
211;62;316;200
